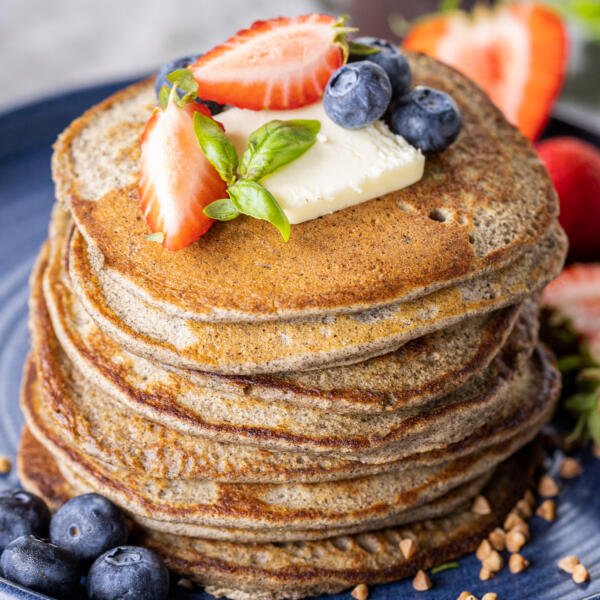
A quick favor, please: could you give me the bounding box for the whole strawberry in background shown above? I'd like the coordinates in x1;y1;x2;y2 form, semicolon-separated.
403;2;568;140
536;137;600;262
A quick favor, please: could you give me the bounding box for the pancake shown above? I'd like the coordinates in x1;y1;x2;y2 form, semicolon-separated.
65;211;566;374
42;214;534;414
25;334;557;484
19;429;542;600
52;53;558;323
22;347;558;541
31;256;542;459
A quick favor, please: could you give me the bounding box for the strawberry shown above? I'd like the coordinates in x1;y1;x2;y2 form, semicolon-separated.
189;14;343;110
543;264;600;339
403;3;568;140
536;137;600;262
139;95;227;251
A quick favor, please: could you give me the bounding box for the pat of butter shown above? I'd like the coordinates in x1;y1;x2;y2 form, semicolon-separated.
217;102;425;225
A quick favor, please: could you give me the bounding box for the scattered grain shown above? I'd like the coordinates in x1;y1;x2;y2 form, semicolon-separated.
476;539;492;560
557;555;579;574
559;457;582;479
0;456;11;475
506;530;527;553
508;553;529;574
503;512;527;532
472;495;492;515
482;550;504;573
400;538;418;560
514;499;532;518
523;489;536;508
488;528;506;551
482;594;498;600
176;578;194;590
536;499;556;522
351;583;369;600
457;593;478;600
572;563;590;584
479;566;494;581
538;475;559;497
412;569;432;591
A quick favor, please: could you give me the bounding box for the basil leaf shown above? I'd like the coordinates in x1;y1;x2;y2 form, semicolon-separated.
240;119;320;182
347;41;381;56
167;68;198;104
203;198;240;221
565;393;597;412
158;85;170;109
589;409;600;443
193;112;239;185
228;180;290;241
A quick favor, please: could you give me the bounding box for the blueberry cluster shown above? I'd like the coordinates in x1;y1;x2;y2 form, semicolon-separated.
0;490;169;599
323;38;462;153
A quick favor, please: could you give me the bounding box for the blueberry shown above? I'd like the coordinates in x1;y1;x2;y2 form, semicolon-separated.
50;493;128;564
155;54;223;115
390;86;462;153
87;546;169;600
324;62;392;129
0;535;80;597
351;37;411;98
0;489;50;551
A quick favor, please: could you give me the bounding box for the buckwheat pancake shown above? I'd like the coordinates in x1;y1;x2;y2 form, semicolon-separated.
65;216;565;374
31;260;542;458
41;224;536;414
22;347;558;541
24;332;556;484
52;52;559;323
19;430;542;600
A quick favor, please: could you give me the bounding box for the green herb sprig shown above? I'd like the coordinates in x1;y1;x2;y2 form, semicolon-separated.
545;310;600;446
196;113;320;241
158;70;321;241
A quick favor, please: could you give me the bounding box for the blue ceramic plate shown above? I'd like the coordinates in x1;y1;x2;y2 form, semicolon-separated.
0;81;599;600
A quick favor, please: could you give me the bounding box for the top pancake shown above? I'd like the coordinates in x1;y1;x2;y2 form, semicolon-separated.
52;52;558;322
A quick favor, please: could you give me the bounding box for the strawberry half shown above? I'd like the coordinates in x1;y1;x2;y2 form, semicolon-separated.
403;3;568;140
139;96;227;251
543;264;600;338
189;14;343;110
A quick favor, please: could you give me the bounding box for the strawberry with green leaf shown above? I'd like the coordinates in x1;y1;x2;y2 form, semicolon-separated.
139;70;227;251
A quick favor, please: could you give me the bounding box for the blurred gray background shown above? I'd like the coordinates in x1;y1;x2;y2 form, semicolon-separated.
0;0;319;111
0;0;598;133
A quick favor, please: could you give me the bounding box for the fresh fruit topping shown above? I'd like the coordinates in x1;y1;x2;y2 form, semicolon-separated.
543;263;600;338
351;37;411;98
403;3;568;140
188;14;344;110
324;62;392;129
87;546;169;600
198;113;320;240
0;535;80;597
154;55;222;114
0;489;50;551
536;137;600;262
50;493;128;564
389;86;462;153
139;88;228;251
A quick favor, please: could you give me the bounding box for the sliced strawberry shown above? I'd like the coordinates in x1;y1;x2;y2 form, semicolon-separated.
189;14;343;110
139;96;227;251
543;264;600;338
403;3;568;140
536;137;600;262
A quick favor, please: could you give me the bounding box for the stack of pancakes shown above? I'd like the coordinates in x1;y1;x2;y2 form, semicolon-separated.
20;53;566;599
